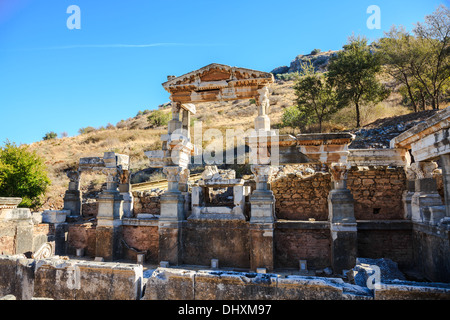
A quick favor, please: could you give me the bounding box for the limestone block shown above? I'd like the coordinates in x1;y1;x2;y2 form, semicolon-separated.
33;259;143;300
160;192;185;221
254;115;271;132
191;186;203;207
0;255;35;300
411;192;443;223
375;281;450;300
194;270;278;300
32;212;43;225
42;210;70;224
3;208;32;222
143;268;195;300
277;276;345;300
249;190;275;223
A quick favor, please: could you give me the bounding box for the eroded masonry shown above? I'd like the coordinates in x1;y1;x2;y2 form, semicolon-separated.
1;64;449;300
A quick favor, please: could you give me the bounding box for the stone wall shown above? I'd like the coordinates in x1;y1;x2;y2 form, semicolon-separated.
0;221;51;256
122;225;159;263
356;221;414;270
348;167;406;220
132;191;161;216
182;220;250;268
272;173;330;221
412;224;450;283
0;255;143;300
2;255;448;300
271;167;407;221
274;222;331;269
143;267;450;300
67;223;96;257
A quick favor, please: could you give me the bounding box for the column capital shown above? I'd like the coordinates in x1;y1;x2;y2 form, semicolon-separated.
163;166;183;183
251;164;273;190
329;163;351;189
409;161;438;179
67;170;81;182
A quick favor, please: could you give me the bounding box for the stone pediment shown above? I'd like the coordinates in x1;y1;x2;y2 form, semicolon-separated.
162;63;274;103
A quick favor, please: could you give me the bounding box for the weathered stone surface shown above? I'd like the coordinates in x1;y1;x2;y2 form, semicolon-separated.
32;258;143;300
0;255;35;300
162;63;274;104
348;258;406;288
42;210;70;224
375;280;450;300
142;267;373;300
143;268;195;300
195;271;278;300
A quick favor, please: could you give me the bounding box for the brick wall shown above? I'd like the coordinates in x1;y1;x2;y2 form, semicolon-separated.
358;222;414;269
271;167;407;221
122;225;159;263
67;223;96;257
274;222;331;269
182;220;250;268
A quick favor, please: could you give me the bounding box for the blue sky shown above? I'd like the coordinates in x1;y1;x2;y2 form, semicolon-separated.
0;0;447;145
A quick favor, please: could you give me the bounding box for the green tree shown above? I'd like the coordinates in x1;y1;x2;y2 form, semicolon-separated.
147;110;171;127
43;131;58;140
0;141;51;209
281;106;304;128
377;26;422;112
327;35;389;128
410;5;450;109
293;72;339;132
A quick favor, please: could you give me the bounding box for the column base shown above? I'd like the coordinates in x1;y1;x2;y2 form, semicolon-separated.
249;190;275;224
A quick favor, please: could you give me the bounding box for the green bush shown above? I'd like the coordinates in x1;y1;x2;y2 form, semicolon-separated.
43;131;57;140
310;48;321;55
147;110;171;127
0;141;51;209
281;106;303;128
78;126;96;135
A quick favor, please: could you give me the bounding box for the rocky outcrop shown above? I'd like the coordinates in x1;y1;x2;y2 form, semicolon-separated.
271;50;338;76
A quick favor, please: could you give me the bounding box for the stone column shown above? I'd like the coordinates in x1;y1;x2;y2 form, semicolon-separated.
249;164;275;272
439;154;450;220
410;161;445;225
63;171;82;219
402;166;416;220
328;163;357;274
181;108;191;140
168;102;182;135
179;168;191;218
254;86;271;132
158;166;186;265
95;168;124;261
118;169;133;218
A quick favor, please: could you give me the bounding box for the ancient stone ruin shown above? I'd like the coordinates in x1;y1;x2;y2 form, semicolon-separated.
0;63;449;300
